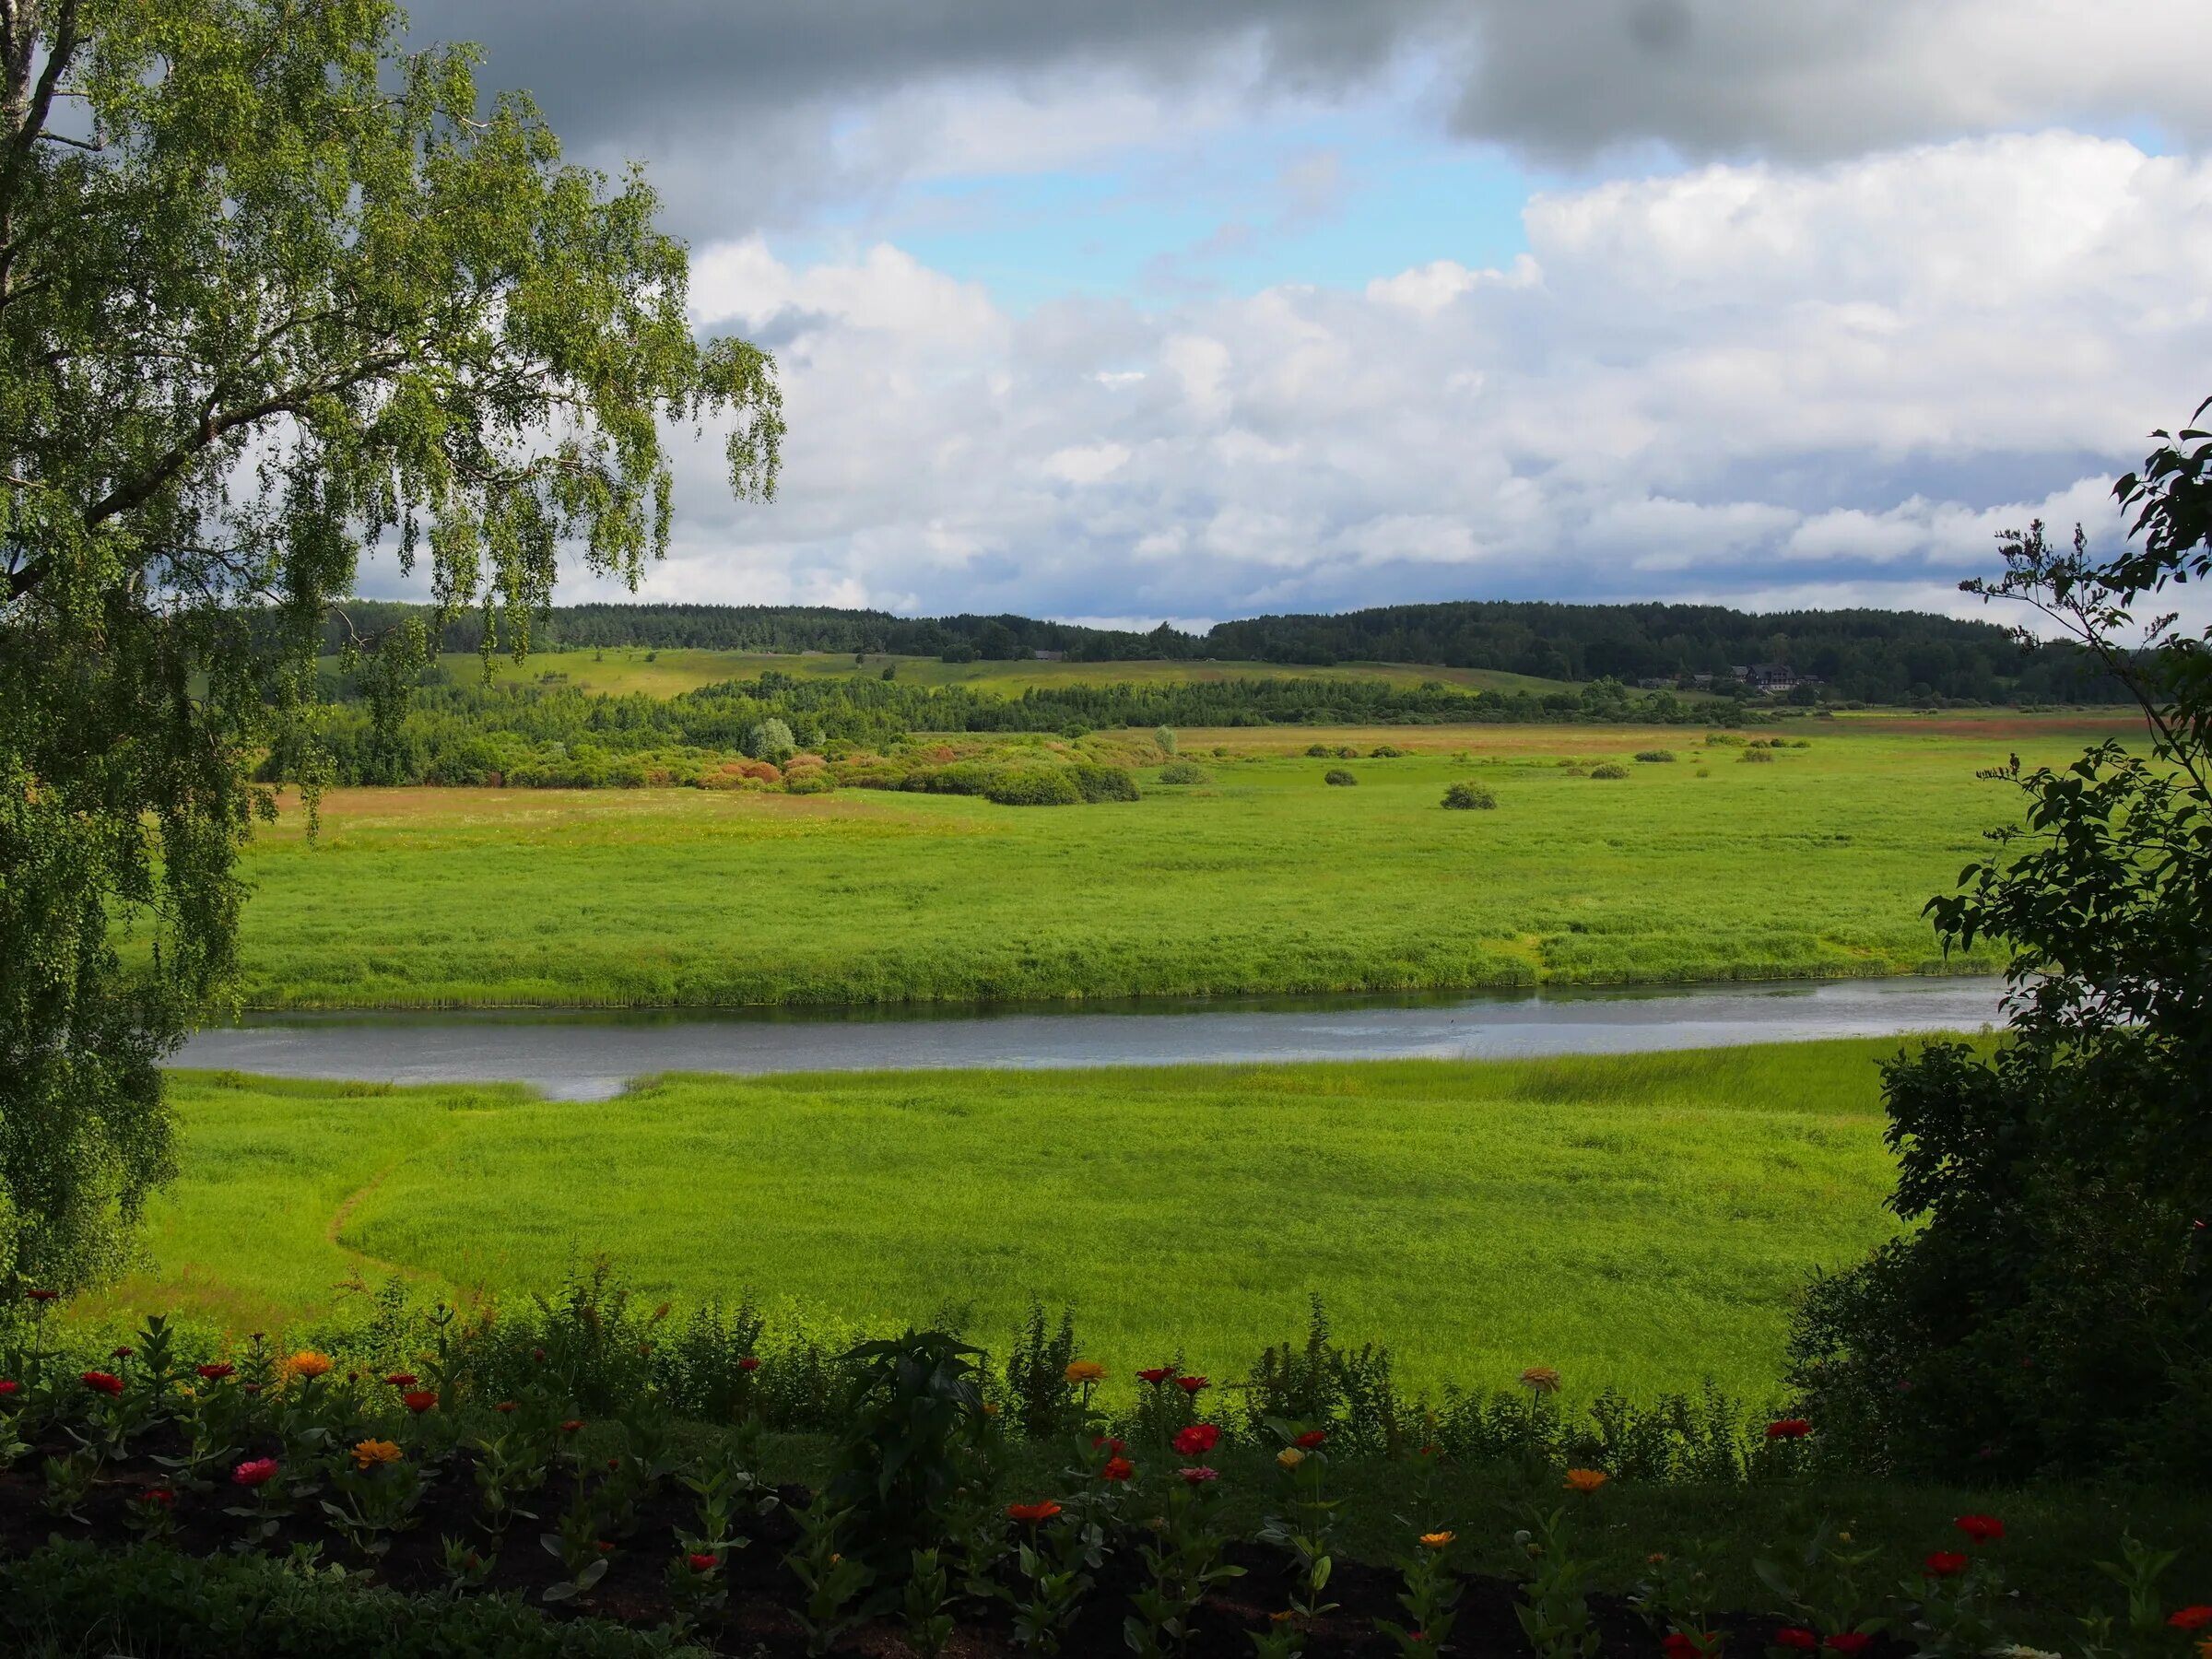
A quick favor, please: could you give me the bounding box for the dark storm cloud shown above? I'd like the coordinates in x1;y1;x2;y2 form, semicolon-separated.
414;2;2212;238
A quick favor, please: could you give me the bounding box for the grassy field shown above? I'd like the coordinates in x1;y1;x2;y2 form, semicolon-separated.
111;1041;1920;1401
220;715;2140;1009
401;647;1575;699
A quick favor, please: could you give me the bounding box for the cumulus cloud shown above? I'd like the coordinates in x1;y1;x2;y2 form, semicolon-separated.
484;131;2194;624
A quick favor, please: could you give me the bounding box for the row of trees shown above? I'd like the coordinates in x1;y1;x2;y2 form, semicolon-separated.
321;596;2118;704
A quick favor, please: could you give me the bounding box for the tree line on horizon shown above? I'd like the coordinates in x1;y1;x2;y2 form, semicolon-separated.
323;597;2118;705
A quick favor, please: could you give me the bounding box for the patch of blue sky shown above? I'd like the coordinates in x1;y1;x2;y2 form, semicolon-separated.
818;108;1564;312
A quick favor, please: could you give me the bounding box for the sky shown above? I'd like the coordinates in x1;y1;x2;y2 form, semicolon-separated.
368;2;2212;630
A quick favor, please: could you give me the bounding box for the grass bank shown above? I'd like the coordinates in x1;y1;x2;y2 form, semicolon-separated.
212;717;2134;1010
109;1041;1936;1402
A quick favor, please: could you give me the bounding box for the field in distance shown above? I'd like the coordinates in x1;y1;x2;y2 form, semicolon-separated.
115;1041;1920;1401
389;646;1576;700
220;716;2135;1010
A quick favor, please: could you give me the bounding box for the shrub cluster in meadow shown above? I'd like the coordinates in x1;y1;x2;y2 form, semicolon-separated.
269;668;1765;791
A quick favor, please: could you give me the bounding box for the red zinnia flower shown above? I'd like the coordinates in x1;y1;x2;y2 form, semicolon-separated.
1172;1423;1220;1456
1135;1366;1177;1385
1825;1635;1873;1655
1663;1634;1702;1659
1175;1374;1209;1394
688;1552;718;1572
1924;1551;1969;1578
1100;1455;1135;1482
2169;1608;2212;1632
532;1347;547;1362
1953;1514;2004;1544
559;1418;583;1434
496;1400;517;1413
401;1389;438;1414
1178;1465;1218;1485
384;1372;418;1387
737;1357;761;1372
1006;1500;1063;1524
143;1487;177;1507
1092;1434;1125;1453
112;1347;134;1360
232;1457;279;1487
196;1362;236;1381
1775;1630;1819;1650
1766;1418;1811;1440
0;1380;18;1396
80;1371;123;1396
25;1288;58;1302
595;1540;614;1554
1294;1430;1327;1449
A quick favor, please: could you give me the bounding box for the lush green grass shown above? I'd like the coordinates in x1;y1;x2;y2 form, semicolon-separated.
112;1042;1924;1400
406;646;1575;699
221;717;2140;1008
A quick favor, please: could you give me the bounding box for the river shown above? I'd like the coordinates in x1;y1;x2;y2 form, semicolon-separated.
172;975;2007;1100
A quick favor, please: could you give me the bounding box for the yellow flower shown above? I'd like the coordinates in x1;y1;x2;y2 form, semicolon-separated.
1277;1447;1305;1469
1064;1360;1106;1384
351;1438;403;1470
1420;1532;1455;1550
1519;1366;1562;1394
1563;1467;1608;1493
287;1351;334;1380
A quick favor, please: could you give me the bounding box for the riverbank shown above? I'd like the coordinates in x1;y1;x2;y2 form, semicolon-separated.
104;1040;1945;1399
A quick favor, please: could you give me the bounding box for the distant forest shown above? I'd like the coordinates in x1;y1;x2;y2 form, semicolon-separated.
323;597;2116;705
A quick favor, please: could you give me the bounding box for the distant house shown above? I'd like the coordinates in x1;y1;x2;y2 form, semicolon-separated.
1735;663;1819;692
1032;649;1065;662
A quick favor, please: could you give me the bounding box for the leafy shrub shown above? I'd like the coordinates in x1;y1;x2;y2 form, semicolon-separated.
1634;749;1676;763
1369;744;1405;758
1335;745;1359;759
1323;769;1357;786
743;717;796;759
1441;781;1497;810
0;1540;666;1658
984;766;1082;806
1155;725;1177;754
1304;743;1331;757
1704;732;1747;747
1069;763;1139;803
1738;747;1774;764
1158;759;1209;784
785;771;837;794
1589;762;1629;779
1241;1296;1402;1457
1004;1298;1081;1439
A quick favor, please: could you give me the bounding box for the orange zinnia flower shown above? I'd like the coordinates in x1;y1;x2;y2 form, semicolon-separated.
1006;1500;1063;1524
1562;1468;1608;1493
287;1351;334;1380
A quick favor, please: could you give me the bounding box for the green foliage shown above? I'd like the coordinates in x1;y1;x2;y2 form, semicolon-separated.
0;0;778;1289
742;717;796;760
0;1538;669;1656
1324;770;1358;786
1792;424;2212;1482
1441;781;1499;809
1589;763;1630;780
826;1330;987;1582
985;766;1083;806
1635;750;1677;763
1158;759;1210;784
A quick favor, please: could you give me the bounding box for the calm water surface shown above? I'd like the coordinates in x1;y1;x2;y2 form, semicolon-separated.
174;976;2007;1100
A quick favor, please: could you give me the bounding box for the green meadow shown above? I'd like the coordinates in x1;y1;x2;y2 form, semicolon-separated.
113;1041;1924;1402
221;715;2131;1009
